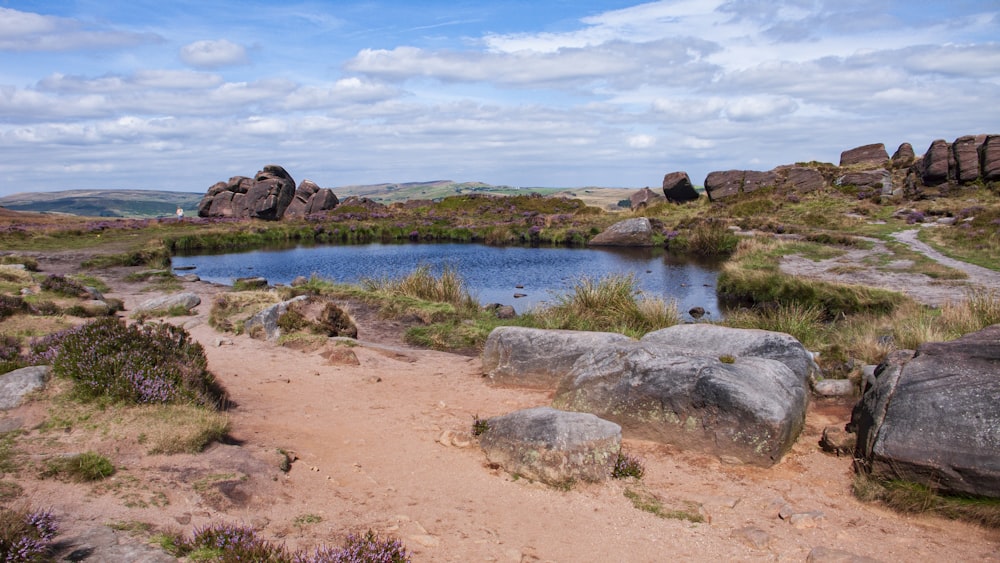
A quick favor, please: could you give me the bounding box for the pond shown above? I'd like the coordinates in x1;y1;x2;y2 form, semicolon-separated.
172;243;723;318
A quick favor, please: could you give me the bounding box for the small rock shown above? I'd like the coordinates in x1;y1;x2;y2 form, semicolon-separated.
0;366;50;410
790;511;825;529
215;338;234;347
235;276;269;289
814;378;855;397
807;546;883;562
777;503;795;520
513;293;527;298
409;534;440;548
291;276;309;287
820;426;856;456
733;526;771;550
181;273;201;282
688;306;706;319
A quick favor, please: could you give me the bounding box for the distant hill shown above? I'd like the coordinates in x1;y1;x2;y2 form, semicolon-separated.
0;190;203;218
0;182;645;218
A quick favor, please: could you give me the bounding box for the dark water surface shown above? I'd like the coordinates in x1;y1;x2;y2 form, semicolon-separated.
172;243;722;317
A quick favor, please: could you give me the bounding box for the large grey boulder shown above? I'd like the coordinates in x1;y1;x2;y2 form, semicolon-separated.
478;407;621;486
835;169;891;194
0;365;49;409
952;135;981;184
921;139;951;185
553;340;807;466
134;292;201;315
587;217;655;247
640;324;821;383
629;187;665;209
482;327;634;389
981;134;1000;181
246;165;296;220
780;166;827;193
891;142;916;168
704;170;744;201
850;325;1000;497
741;170;779;193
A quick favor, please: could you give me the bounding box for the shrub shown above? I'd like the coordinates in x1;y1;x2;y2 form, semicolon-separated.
0;256;39;271
303;530;411;563
0;506;58;562
181;522;289;562
612;452;645;479
0;336;24;374
471;414;490;437
39;275;86;298
46;317;222;406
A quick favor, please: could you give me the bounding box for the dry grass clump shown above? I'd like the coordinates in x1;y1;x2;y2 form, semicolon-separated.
853;472;1000;529
208;290;281;333
361;265;478;312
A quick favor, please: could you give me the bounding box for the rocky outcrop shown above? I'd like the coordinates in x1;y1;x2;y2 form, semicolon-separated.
284;179;340;218
982;135;1000;181
780;166;826;193
553;334;809;466
921;139;951;185
662;171;700;203
835;169;891;194
629;187;665;209
742;170;779;194
705;167;828;201
704;170;745;201
478;407;622;486
587;217;655;247
952;135;982;184
891;143;915;168
245;295;357;341
482;327;634;389
851;325;1000;497
840;143;888;167
199;165;332;221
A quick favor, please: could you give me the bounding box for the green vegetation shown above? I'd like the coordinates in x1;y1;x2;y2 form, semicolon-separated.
623;487;704;523
611;451;645;480
41;451;115;482
853;473;1000;529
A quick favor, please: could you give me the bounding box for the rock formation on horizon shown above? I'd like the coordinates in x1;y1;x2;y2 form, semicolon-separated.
198;165;339;221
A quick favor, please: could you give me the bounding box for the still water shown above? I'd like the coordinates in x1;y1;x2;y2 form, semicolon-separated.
172;243;722;317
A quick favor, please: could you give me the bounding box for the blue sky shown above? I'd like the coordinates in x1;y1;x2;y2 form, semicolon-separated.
0;1;998;196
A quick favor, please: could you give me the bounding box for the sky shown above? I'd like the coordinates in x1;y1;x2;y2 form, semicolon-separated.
0;1;998;196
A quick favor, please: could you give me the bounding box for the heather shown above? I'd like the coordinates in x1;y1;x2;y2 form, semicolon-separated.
41;317;224;407
0;506;57;563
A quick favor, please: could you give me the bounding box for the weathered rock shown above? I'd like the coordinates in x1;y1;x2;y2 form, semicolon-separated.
951;135;982;184
246;165;296;220
306;188;339;215
921;139;951;185
76;299;112;317
779;166;826;192
0;365;49;410
587;217;655;247
742;170;779;193
704;170;744;201
53;525;176;563
134;292;201;314
820;425;856;456
840;143;888;167
813;378;855;397
688;306;705;319
553;338;809;466
732;527;771;550
483;303;516;319
640;324;821;383
662;171;700;203
851;325;1000;497
284;179;320;218
835;169;891;193
891;142;916;168
245;295;357;341
234;276;268;289
481;327;634;390
981;134;1000;181
478;407;621;486
629;187;665;209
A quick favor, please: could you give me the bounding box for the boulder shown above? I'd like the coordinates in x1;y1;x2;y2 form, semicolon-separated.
704;170;744;201
639;324;821;383
839;143;888;167
662;172;700;203
306;188;339;215
245;295;309;341
629;187;665;209
587;217;655;247
283;179;320;218
835;169;891;194
921;139;951;185
246;165;296;220
780;166;826;193
952;135;981;184
981;134;1000;181
199;176;254;218
553;339;808;466
891;142;916;168
234;276;268;289
851;325;1000;497
478;407;622;486
483;303;516;319
134;292;201;314
481;327;634;390
0;365;49;410
742;170;779;193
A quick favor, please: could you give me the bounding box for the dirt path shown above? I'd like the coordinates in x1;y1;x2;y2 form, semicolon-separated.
779;227;999;307
5;246;1000;561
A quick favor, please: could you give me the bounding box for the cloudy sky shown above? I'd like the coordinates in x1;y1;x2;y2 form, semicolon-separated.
1;1;998;196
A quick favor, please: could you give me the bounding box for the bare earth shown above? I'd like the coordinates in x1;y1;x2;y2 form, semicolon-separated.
7;234;1000;562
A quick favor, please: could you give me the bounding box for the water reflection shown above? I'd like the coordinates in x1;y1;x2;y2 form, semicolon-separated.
172;243;722;318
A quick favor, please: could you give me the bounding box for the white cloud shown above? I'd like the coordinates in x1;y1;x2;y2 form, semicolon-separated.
627;134;656;148
179;39;249;69
723;95;798;122
0;7;160;51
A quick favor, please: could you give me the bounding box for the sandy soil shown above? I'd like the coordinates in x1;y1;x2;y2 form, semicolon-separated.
5;237;1000;562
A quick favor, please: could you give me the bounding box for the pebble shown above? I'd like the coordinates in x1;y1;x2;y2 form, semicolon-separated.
733;526;771;550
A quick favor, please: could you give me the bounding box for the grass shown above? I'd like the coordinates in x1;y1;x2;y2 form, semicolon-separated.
41;451;115;481
853;472;1000;529
208;290;281;334
361;265;479;313
623;487;704;523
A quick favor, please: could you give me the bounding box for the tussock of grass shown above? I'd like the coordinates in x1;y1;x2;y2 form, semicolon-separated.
723;303;826;349
853;472;1000;528
209;290;281;333
131;404;230;454
525;274;679;338
42;451;115;482
362;265;478;312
